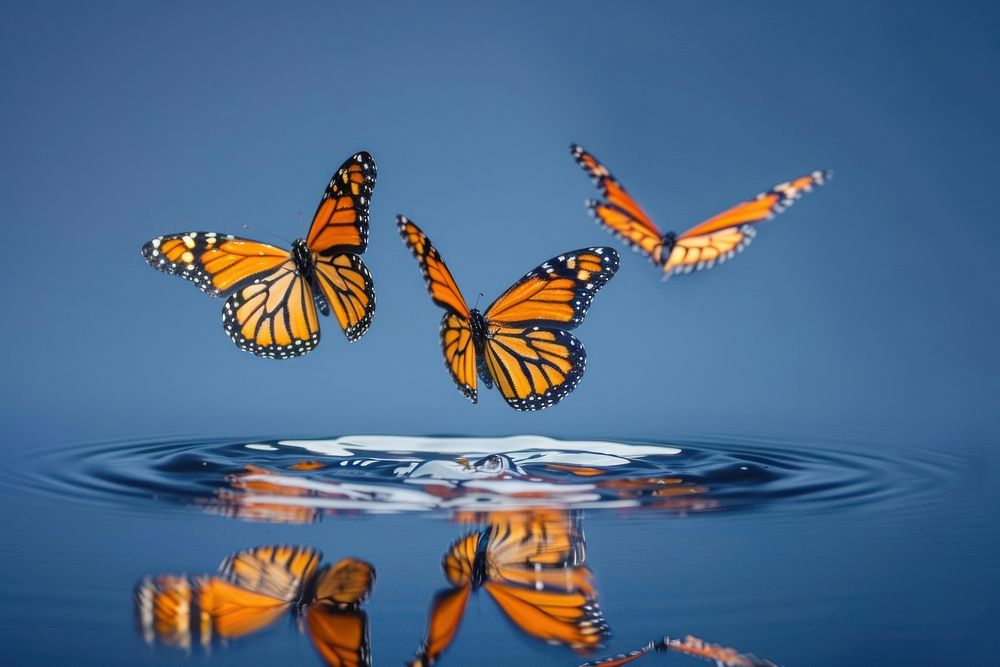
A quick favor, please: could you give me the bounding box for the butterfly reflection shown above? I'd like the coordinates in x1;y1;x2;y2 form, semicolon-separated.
135;545;374;666
409;509;608;666
580;634;777;667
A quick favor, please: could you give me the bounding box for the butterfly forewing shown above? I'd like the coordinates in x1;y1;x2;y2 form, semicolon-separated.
307;152;376;256
397;216;471;317
142;233;291;297
408;586;473;667
218;544;322;601
661;169;831;278
571;144;660;233
485;248;619;329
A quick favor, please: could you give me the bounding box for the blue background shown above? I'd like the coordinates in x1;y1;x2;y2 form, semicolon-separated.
2;0;997;445
1;3;999;666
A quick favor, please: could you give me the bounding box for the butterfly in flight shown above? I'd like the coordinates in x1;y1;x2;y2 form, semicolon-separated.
570;144;831;279
135;544;375;667
397;216;619;411
409;511;607;666
141;152;377;359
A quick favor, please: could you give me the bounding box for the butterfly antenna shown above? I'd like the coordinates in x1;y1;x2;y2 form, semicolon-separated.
241;224;293;246
473;291;485;309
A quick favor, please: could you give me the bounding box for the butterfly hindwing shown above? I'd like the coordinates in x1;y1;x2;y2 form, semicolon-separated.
307;152;377;256
440;313;479;403
306;605;371;667
587;201;665;263
222;262;321;359
313;253;376;341
141;232;291;297
311;558;376;607
483;326;586;412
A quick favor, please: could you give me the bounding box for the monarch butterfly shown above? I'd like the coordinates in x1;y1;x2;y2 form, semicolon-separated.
141;152;377;359
409;511;607;666
397;216;619;411
135;545;374;667
579;634;777;667
570;144;831;279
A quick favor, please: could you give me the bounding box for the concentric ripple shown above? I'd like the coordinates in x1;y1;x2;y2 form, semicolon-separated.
9;434;955;522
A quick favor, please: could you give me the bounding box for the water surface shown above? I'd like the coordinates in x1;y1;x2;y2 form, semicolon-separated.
1;431;991;666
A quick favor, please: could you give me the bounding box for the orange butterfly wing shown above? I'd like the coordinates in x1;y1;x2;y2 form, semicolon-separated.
484;512;607;650
482;248;618;411
397;215;478;402
571;145;665;263
195;575;292;640
218;544;322;601
311;558;376;607
305;605;371;667
134;575;201;649
222;260;322;358
195;544;322;640
406;531;481;665
484;580;606;649
142;233;291;296
306;152;376;256
313;253;376;341
408;585;473;667
579;644;656;667
661;170;831;278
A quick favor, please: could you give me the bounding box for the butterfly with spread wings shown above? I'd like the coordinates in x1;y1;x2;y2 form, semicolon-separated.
409;511;607;666
135;545;375;667
570;144;830;279
397;216;619;411
141;152;377;359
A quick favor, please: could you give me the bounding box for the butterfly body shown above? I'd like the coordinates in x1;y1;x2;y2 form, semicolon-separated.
142;152;377;359
571;144;830;279
399;215;619;411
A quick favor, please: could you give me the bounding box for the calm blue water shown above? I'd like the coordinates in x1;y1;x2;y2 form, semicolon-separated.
0;430;995;666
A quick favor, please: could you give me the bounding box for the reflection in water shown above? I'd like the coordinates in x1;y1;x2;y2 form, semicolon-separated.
409;509;607;665
581;635;776;666
133;517;777;666
135;545;374;666
33;434;896;519
213;451;715;522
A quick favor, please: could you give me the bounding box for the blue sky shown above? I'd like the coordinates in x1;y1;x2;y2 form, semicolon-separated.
1;1;997;446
